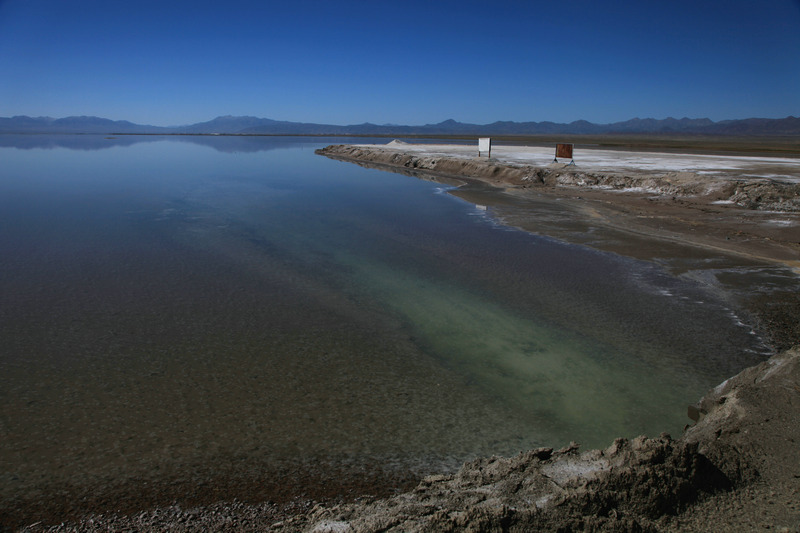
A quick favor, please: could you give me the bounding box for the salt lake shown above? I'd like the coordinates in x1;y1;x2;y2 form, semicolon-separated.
0;135;780;520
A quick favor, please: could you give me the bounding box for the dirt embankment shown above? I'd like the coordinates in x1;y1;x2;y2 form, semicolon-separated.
316;144;800;213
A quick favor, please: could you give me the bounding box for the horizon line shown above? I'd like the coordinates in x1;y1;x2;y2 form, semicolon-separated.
3;113;799;129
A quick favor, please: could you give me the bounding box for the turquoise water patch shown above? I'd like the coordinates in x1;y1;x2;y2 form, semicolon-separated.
337;254;696;449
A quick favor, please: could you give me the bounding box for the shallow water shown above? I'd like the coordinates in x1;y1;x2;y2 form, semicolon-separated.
0;135;781;518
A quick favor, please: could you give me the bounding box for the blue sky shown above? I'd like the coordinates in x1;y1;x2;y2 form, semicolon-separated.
1;0;798;126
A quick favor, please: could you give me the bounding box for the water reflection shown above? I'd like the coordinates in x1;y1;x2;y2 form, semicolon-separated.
0;133;456;153
0;133;389;152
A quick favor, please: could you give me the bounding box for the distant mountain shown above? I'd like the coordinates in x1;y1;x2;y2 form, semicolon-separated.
177;115;283;134
701;116;800;136
1;114;798;136
607;117;716;133
0;115;165;133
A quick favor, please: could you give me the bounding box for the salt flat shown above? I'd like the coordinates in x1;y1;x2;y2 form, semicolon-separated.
366;141;800;183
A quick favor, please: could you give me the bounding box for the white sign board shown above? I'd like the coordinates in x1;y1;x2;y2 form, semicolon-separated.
478;137;491;157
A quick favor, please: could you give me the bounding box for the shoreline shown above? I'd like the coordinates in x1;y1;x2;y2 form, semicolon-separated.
316;142;800;270
18;349;800;532
317;142;800;353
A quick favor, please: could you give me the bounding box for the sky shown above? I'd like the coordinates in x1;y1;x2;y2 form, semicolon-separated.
0;0;799;127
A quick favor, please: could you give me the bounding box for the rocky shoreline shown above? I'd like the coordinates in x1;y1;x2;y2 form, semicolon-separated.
15;142;800;532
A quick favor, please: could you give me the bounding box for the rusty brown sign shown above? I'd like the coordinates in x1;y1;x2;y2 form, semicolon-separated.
555;143;573;159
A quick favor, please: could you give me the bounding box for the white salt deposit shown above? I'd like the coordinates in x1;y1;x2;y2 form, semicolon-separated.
540;456;610;486
366;142;800;183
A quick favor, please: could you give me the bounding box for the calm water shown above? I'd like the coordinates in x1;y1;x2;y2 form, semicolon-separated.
0;135;776;517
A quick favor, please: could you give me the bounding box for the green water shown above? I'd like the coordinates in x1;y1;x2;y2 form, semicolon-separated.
350;259;673;444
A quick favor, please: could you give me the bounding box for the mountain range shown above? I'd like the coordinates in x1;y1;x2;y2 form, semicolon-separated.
1;114;799;136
